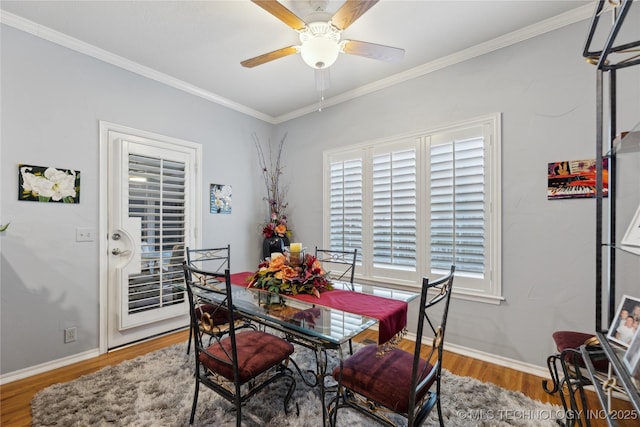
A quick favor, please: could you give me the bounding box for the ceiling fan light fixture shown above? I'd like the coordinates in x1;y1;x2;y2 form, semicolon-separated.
299;22;340;69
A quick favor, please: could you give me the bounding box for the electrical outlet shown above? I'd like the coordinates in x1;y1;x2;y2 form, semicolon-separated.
76;227;95;242
64;327;77;343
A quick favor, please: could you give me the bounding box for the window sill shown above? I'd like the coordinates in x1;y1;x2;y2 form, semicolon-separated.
354;275;504;305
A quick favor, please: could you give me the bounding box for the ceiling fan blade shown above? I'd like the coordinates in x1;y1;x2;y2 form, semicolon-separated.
342;40;405;62
241;46;299;68
330;0;379;30
251;0;307;31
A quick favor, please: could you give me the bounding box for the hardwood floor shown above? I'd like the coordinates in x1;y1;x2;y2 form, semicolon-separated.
1;328;636;426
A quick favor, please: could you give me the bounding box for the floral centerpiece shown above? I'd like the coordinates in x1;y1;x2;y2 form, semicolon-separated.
254;133;292;240
248;254;333;298
262;213;289;239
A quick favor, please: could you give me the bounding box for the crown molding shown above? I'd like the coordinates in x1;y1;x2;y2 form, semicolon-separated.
0;10;276;123
275;3;595;123
2;4;594;125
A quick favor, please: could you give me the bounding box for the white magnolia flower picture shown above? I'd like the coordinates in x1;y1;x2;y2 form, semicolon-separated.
210;184;232;214
19;164;80;204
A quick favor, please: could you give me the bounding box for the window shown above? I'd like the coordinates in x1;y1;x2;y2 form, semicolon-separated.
324;114;502;303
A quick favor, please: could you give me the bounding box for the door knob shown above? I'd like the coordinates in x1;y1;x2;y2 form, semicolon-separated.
112;248;131;256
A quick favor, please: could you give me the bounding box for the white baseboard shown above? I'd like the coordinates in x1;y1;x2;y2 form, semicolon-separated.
403;331;551;380
0;348;100;385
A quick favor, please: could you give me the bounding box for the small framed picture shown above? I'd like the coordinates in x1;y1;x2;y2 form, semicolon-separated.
210;184;232;214
607;295;640;348
621;204;640;254
623;327;640;379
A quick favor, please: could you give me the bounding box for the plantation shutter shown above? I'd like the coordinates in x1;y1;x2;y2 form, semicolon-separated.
372;148;417;270
329;158;363;257
128;154;186;313
323;114;500;300
430;136;485;276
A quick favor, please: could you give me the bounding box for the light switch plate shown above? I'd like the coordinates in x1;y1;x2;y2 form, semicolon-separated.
76;227;95;242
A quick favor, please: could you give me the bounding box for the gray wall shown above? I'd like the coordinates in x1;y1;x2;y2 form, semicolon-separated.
276;21;639;366
0;25;271;374
1;18;639;376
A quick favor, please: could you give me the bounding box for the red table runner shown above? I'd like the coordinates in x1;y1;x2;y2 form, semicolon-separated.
229;272;408;346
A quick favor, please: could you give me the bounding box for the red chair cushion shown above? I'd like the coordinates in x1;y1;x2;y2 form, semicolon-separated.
552;330;608;372
332;344;434;413
199;330;294;383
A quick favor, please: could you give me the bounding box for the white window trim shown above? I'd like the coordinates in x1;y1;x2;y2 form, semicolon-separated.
323;113;503;304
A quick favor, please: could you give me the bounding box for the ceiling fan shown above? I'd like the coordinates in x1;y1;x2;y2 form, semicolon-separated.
240;0;405;74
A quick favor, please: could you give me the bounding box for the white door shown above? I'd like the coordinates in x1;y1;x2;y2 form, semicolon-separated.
103;124;200;349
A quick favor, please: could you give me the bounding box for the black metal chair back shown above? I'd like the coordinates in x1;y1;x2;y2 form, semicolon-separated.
314;247;358;290
410;265;455;426
184;245;234;355
182;263;297;426
329;265;455;427
186;245;230;273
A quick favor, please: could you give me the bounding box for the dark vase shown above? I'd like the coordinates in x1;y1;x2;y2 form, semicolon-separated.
262;236;286;259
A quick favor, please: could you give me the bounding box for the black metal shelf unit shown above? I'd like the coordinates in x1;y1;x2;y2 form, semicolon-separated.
582;0;640;424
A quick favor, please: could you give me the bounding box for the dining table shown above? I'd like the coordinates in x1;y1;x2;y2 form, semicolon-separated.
189;271;418;426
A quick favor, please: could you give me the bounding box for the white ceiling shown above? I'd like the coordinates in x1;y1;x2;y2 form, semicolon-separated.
1;0;596;122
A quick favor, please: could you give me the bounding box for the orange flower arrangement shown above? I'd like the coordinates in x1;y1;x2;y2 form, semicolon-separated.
262;219;290;239
247;254;333;298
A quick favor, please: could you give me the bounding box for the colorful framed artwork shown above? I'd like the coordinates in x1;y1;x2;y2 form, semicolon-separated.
210;184;232;214
607;295;640;348
18;164;80;204
547;158;608;200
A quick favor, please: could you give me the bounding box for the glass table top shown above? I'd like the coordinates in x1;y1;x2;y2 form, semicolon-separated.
189;279;418;346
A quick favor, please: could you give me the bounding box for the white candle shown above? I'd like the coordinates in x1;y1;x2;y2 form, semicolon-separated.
290;242;302;252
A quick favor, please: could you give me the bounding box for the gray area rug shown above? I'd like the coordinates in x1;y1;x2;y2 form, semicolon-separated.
32;341;563;426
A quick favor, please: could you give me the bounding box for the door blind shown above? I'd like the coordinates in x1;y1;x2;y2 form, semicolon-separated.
128;154;186;313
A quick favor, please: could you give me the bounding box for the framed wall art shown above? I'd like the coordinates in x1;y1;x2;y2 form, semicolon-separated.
621;204;640;255
210;184;232;214
607;295;640;348
547;158;608;200
18;164;80;204
623;327;640;380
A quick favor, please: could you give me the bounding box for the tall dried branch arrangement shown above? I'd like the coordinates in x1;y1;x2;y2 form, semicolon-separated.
253;133;290;236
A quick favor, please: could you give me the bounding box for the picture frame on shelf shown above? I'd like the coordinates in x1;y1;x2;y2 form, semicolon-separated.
623;327;640;380
607;295;640;348
621;204;640;255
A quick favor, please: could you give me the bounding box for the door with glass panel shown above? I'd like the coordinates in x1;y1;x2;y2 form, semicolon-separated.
106;128;199;349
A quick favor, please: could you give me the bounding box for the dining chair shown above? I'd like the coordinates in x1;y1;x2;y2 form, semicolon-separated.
185;246;229;354
314;246;358;354
314;247;358;291
185;245;252;355
328;265;455;427
185;245;253;354
543;331;607;427
182;263;298;426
